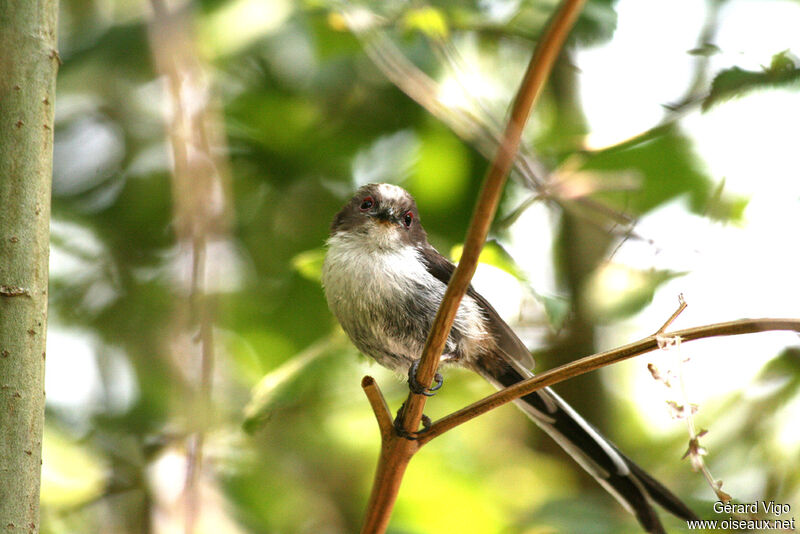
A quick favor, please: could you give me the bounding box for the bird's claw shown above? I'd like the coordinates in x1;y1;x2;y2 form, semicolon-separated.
393;403;432;441
407;359;444;397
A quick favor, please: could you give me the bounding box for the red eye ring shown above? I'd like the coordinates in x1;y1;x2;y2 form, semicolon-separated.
403;211;413;228
360;196;374;211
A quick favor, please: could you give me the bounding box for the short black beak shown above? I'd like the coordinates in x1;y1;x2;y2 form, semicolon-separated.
374;209;400;226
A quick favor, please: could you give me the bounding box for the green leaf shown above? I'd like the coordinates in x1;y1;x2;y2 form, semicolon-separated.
40;427;106;508
449;241;570;331
242;335;347;433
507;0;617;47
402;6;449;39
410;126;470;210
571;0;618;46
581;124;747;221
227;93;321;153
703;50;800;111
528;495;636;534
752;347;800;409
449;240;527;282
582;264;685;322
537;292;570;332
291;247;326;282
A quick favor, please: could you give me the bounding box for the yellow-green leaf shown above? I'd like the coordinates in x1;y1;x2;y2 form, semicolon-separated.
291;248;326;282
402;6;449;39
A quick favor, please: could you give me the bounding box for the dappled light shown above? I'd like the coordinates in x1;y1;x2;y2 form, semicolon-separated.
28;0;800;532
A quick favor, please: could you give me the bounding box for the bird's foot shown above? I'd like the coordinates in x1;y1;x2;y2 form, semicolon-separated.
393;403;432;441
407;359;443;397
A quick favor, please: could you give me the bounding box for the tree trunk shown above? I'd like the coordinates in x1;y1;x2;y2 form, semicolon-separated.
0;1;58;531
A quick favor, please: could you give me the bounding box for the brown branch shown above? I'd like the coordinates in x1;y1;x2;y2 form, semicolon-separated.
359;1;587;532
354;2;796;527
361;377;394;443
655;293;687;335
416;318;800;444
350;6;648;240
399;0;587;441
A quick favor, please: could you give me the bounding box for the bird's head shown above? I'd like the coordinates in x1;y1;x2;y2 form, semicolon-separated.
330;183;427;249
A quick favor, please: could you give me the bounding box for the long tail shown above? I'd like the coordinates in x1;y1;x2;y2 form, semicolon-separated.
474;360;698;533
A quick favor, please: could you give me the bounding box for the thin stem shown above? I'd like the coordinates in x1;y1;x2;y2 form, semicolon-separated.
147;2;231;532
358;1;588;532
399;0;588;439
350;5;642;236
361;377;394;443
655;293;687;335
584;0;723;157
183;235;216;534
417;318;800;444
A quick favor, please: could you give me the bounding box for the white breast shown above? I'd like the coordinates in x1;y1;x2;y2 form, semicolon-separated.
321;231;490;366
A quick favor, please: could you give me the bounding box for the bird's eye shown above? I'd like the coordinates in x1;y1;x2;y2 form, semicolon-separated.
403;211;413;228
360;196;374;211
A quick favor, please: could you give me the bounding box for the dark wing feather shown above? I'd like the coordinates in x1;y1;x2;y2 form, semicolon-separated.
485;363;699;533
419;245;535;371
421;245;698;532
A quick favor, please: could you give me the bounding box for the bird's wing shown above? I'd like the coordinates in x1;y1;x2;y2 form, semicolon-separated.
419;247;698;532
419;245;535;371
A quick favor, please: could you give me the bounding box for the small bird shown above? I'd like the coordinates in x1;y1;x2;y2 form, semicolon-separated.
321;183;697;533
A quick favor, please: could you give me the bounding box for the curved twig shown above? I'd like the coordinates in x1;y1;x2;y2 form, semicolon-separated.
416;318;800;445
397;0;587;446
358;1;588;532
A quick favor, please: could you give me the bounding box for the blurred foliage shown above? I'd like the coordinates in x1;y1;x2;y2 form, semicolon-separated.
581;124;747;219
40;0;800;533
582;264;685;323
703;50;800;110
